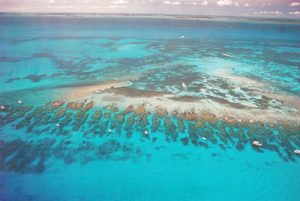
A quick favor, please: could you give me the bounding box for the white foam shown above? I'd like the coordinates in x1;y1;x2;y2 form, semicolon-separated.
222;53;235;58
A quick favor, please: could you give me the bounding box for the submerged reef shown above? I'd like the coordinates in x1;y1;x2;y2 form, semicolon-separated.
0;100;300;174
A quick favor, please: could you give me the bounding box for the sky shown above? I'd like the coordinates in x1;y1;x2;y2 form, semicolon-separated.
0;0;300;18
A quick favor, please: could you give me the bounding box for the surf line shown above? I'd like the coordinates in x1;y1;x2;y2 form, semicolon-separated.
222;53;235;58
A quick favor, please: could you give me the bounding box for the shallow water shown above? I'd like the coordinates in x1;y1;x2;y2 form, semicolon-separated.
0;15;300;201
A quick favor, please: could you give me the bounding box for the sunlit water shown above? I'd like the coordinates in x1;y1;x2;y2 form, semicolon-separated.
0;14;300;201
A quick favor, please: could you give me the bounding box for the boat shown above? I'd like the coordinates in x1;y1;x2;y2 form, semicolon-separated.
252;140;262;147
294;150;300;155
182;82;187;90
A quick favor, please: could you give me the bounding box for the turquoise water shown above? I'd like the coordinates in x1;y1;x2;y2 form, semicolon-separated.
0;14;300;201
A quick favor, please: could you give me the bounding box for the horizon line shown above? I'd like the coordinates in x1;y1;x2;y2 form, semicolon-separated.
1;11;300;21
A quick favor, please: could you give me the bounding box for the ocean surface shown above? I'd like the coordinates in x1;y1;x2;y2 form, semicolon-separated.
0;14;300;201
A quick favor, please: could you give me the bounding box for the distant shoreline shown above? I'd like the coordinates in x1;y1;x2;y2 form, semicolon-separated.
1;12;300;24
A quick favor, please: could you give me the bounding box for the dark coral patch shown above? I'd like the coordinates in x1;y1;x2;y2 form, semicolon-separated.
24;74;48;82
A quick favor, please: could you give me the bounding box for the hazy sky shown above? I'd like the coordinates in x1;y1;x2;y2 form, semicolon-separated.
1;0;300;18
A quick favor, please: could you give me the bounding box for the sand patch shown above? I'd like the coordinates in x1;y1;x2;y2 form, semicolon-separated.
64;80;131;99
80;91;300;126
57;67;300;126
213;67;266;88
254;91;300;111
169;95;201;102
106;87;171;98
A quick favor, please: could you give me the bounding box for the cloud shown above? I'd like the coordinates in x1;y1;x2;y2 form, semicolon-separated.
201;1;208;6
107;5;128;8
162;1;181;5
262;3;272;7
289;11;300;15
189;2;198;5
112;0;128;4
1;0;300;18
217;0;232;6
254;11;282;15
290;2;300;7
217;0;239;7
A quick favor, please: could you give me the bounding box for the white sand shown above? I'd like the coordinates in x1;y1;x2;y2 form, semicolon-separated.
58;72;300;126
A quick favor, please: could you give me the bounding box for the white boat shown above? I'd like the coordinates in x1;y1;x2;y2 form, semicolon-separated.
55;123;60;127
0;105;5;110
252;140;262;147
144;130;148;135
180;35;185;39
17;100;23;104
294;150;300;155
182;82;187;90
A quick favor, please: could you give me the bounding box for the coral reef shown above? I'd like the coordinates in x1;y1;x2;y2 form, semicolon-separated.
0;102;299;174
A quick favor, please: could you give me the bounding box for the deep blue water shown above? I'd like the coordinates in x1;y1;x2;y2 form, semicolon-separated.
0;14;300;201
